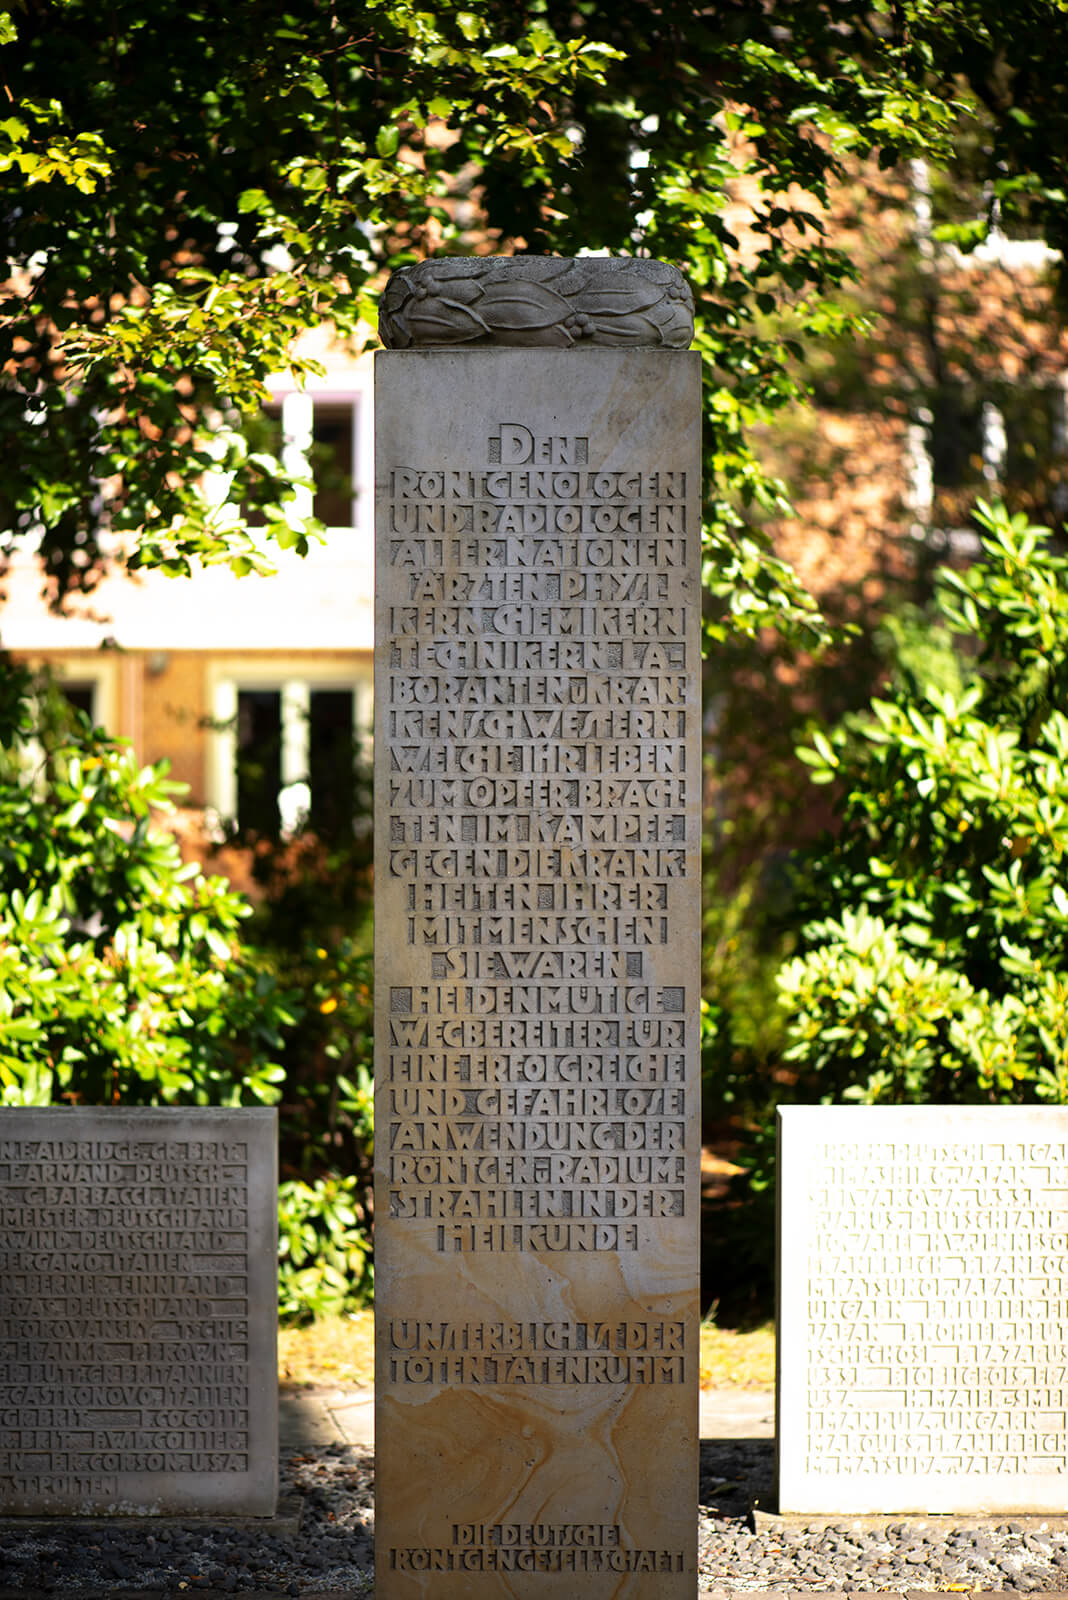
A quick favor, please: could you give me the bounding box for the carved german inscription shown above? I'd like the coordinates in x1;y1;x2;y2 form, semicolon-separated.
0;1107;277;1516
375;347;701;1596
778;1105;1068;1515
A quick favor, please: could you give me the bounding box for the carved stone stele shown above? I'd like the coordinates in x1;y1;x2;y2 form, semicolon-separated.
379;256;694;350
0;1106;278;1517
778;1104;1068;1515
374;345;702;1594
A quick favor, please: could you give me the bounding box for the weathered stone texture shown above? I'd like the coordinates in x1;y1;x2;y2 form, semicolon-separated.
0;1107;277;1516
778;1105;1068;1514
375;345;702;1595
379;257;694;350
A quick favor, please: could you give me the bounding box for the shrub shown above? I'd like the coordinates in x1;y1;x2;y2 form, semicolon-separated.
0;667;295;1107
278;1172;374;1322
0;668;379;1322
780;502;1068;1105
237;815;377;1319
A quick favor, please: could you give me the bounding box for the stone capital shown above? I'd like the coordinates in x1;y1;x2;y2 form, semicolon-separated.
379;256;694;350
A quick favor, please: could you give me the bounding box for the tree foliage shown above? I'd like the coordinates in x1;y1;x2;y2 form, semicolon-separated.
8;0;1068;634
0;666;376;1316
0;670;294;1106
7;1;1068;1314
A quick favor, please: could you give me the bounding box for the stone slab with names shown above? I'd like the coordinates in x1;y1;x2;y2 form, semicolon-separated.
374;256;702;1596
777;1104;1068;1515
0;1107;277;1517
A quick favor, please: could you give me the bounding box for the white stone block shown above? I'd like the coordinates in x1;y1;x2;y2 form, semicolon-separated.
0;1107;277;1516
778;1104;1068;1514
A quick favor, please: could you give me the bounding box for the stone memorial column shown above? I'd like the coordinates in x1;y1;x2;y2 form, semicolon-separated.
374;257;701;1597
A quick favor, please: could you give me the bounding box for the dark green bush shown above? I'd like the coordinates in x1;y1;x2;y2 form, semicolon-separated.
0;668;294;1107
781;503;1068;1105
238;807;376;1314
0;667;375;1318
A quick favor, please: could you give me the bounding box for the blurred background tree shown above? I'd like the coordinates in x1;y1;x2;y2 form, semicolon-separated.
6;0;1068;1319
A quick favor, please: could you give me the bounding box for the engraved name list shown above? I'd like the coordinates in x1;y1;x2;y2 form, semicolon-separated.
0;1107;277;1517
778;1105;1068;1516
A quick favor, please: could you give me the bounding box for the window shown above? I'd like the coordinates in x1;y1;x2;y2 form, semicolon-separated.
308;688;355;838
906;161;1068;539
310;402;355;528
236;689;284;836
910;380;1068;539
211;672;370;840
59;680;97;722
927;384;986;533
248;394;358;529
46;661;118;734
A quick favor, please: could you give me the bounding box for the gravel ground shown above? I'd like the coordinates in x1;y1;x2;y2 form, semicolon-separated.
3;1436;1068;1594
0;1444;374;1596
702;1438;1068;1593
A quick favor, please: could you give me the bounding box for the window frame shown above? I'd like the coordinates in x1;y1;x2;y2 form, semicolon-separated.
265;384;373;536
206;658;372;830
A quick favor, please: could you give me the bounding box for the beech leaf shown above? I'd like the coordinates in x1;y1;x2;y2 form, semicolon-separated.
406;300;490;343
491;322;574;347
588;312;663;344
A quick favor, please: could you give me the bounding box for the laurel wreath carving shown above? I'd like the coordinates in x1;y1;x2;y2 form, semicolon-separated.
379;258;694;350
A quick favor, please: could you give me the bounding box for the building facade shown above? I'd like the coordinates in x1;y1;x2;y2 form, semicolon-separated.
7;342;374;842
